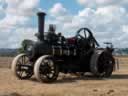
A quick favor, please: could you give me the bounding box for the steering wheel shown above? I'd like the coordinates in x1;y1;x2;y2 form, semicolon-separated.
76;28;99;47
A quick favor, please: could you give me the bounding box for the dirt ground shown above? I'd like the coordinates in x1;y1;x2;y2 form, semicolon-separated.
0;56;128;96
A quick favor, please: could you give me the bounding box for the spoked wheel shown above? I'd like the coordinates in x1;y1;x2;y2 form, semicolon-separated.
76;28;99;47
11;54;33;79
90;50;115;77
34;55;59;83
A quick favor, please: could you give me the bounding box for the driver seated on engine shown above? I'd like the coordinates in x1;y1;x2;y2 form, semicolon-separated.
57;32;66;45
47;24;58;44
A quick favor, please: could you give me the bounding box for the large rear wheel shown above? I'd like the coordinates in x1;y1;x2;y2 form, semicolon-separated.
34;55;59;83
90;50;115;77
11;54;33;79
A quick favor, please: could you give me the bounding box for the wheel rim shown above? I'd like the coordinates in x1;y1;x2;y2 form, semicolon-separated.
97;52;114;77
15;55;33;79
39;58;57;80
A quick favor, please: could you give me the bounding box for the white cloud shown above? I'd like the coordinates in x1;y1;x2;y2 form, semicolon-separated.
0;0;128;48
76;0;123;7
0;27;37;48
49;3;128;48
50;3;67;17
0;14;28;30
0;0;39;48
10;27;37;48
122;25;128;33
5;0;39;16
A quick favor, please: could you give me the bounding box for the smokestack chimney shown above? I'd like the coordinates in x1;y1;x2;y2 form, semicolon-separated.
37;12;46;41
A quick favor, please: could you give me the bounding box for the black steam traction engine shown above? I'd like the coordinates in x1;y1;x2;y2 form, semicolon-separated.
11;12;115;83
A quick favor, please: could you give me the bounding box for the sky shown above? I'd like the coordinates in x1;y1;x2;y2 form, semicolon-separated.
0;0;128;48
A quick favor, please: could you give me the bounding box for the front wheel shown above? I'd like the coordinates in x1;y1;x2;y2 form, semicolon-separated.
34;55;59;83
11;54;33;79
